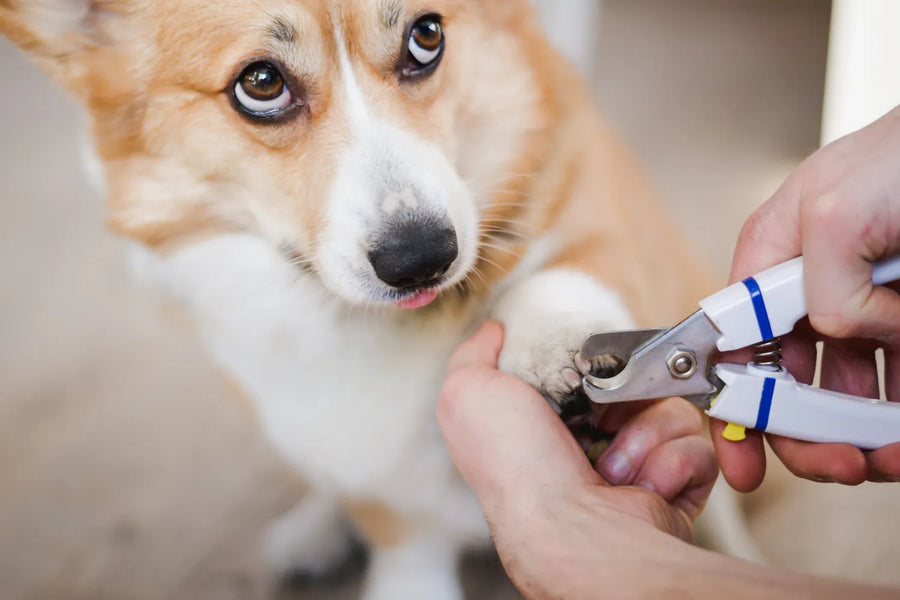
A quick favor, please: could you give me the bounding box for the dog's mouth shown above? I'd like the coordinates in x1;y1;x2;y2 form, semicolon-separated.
392;288;440;310
388;272;450;309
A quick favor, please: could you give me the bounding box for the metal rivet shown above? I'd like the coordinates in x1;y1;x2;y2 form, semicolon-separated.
667;349;697;379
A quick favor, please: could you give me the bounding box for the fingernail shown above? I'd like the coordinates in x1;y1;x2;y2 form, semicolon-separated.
636;480;658;494
601;450;632;484
812;475;837;484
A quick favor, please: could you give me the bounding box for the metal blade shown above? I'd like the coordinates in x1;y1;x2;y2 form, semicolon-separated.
580;311;722;407
581;328;667;365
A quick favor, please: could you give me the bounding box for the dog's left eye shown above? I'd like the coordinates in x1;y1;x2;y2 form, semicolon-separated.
233;61;294;117
400;15;444;79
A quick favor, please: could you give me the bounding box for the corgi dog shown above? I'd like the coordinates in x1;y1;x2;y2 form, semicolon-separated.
1;1;728;598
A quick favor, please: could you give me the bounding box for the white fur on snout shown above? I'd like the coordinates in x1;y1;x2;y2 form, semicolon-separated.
380;189;419;217
492;268;635;401
315;25;479;306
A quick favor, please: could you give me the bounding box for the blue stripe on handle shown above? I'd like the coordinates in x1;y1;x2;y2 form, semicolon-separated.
742;277;774;341
755;377;776;431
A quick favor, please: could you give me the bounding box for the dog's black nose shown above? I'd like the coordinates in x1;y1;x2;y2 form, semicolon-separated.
369;221;458;289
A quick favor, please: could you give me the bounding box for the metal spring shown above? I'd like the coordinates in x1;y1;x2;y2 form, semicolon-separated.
753;338;784;370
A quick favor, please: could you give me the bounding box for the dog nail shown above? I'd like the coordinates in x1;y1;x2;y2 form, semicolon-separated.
574;352;591;374
601;450;632;484
562;367;583;390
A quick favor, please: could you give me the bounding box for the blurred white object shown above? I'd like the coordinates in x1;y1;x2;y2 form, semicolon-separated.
822;0;900;144
532;0;602;84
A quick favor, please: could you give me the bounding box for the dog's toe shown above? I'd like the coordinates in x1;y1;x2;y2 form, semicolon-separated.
574;351;626;379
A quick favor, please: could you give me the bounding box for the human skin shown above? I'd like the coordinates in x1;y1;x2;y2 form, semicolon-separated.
712;106;900;492
438;322;899;600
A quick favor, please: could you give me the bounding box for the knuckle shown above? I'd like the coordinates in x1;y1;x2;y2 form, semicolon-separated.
671;442;712;480
736;208;769;249
666;453;691;480
808;307;863;339
800;190;847;232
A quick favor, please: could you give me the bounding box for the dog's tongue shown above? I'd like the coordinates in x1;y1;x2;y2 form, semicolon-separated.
394;289;438;310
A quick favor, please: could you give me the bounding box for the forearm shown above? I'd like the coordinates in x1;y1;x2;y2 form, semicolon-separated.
492;491;897;600
627;545;894;600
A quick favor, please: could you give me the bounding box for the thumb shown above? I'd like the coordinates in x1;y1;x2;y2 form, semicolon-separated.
445;319;506;373
438;322;597;509
728;174;803;284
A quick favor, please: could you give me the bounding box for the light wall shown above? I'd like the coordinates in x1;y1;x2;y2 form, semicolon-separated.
823;0;900;143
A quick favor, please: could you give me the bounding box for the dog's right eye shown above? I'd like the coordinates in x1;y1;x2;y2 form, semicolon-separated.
399;14;445;80
233;61;295;118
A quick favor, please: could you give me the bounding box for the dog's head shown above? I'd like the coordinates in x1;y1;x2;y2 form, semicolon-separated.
2;0;558;309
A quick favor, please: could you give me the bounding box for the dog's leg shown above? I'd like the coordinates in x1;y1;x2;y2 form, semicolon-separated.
262;492;359;581
345;501;463;600
492;268;635;412
361;535;462;600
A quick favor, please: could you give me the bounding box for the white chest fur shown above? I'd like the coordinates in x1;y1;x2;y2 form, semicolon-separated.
133;234;478;509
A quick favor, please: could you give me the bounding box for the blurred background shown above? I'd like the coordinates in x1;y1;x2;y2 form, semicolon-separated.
1;1;899;599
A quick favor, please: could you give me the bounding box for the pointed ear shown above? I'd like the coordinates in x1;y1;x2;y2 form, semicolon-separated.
2;0;100;51
0;1;120;89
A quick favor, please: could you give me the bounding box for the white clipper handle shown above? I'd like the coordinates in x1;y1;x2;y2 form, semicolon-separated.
709;364;900;449
700;255;900;351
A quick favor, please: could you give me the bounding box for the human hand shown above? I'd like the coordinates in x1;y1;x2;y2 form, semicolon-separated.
438;321;718;599
713;105;900;492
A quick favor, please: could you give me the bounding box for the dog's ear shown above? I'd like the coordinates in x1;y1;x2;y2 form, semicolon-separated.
0;0;125;91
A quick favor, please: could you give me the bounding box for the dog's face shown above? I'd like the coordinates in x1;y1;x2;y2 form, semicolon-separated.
2;0;554;309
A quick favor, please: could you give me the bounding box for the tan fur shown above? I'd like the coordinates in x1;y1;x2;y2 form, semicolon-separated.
343;500;422;548
0;1;551;265
2;0;712;308
460;3;714;320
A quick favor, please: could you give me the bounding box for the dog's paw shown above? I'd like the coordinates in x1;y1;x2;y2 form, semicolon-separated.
491;269;635;418
498;320;624;417
263;495;363;584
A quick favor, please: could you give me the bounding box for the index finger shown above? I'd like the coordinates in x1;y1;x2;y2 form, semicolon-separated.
766;434;867;485
709;418;767;493
729;174;803;284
